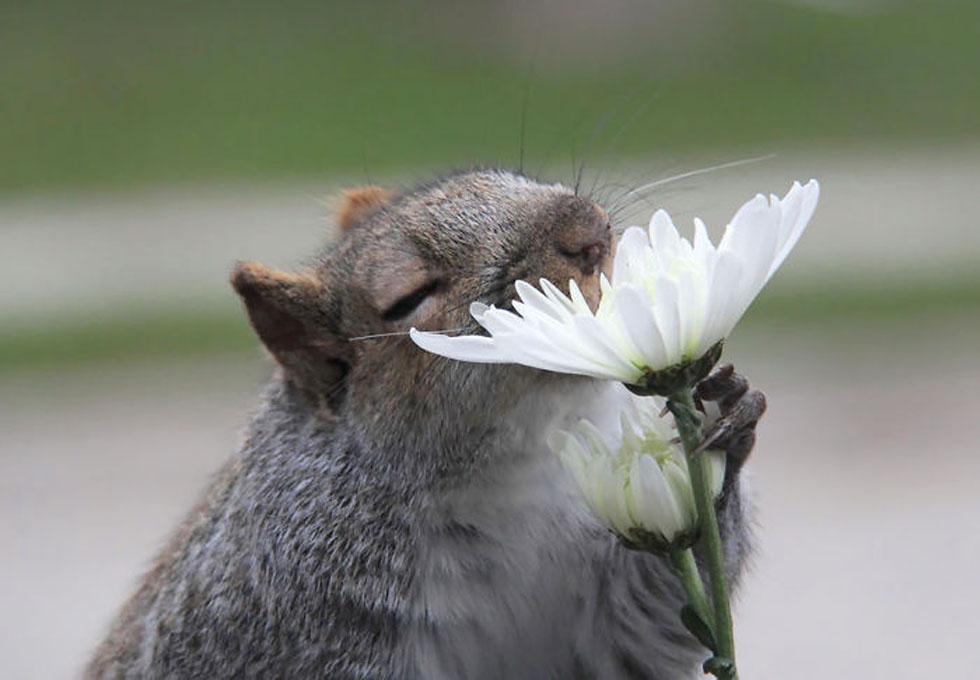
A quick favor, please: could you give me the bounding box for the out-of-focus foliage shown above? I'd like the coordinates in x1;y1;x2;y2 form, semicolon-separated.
1;0;977;192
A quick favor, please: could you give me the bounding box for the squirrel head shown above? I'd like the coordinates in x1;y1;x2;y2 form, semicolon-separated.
232;170;613;453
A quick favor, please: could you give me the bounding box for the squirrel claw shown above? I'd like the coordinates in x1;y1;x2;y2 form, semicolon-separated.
693;365;766;471
695;363;748;412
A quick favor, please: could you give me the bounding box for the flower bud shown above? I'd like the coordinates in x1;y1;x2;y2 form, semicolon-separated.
549;401;725;554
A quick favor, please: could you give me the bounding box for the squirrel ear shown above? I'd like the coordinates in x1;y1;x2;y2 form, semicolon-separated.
231;262;350;413
336;185;394;231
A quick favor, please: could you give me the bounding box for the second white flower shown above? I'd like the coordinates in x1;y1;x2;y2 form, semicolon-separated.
549;399;726;551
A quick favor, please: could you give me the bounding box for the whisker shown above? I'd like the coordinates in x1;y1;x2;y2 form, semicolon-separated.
518;57;537;176
348;326;475;342
604;163;700;209
620;154;777;201
348;330;413;342
585;84;661;201
597;163;679;210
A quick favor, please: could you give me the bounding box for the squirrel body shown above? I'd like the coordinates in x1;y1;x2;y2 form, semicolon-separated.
87;170;752;679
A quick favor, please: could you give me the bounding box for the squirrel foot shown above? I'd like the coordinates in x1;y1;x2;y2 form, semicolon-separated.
692;364;766;472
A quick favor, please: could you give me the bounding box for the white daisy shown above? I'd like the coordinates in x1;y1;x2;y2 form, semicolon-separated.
548;399;726;551
410;180;819;392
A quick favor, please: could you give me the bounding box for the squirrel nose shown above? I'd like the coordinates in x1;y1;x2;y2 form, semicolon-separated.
554;198;612;276
559;239;609;276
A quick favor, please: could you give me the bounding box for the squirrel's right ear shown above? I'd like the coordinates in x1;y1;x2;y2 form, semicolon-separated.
336;186;395;231
231;262;351;413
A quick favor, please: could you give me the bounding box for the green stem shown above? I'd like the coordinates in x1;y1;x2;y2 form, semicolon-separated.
668;548;714;634
668;389;738;680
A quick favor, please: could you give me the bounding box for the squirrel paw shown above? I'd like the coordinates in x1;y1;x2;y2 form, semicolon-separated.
693;364;766;472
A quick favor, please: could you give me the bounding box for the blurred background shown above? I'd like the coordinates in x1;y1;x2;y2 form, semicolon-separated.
2;0;978;677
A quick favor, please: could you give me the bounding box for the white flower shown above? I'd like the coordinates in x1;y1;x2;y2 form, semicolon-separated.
549;399;725;550
410;180;819;388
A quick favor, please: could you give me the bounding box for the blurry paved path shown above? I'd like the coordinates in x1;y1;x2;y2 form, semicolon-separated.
2;314;979;678
2;146;979;325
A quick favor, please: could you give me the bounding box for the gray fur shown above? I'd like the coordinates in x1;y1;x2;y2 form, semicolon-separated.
87;170;753;679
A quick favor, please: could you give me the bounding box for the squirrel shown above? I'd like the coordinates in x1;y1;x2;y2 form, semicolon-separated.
86;169;765;679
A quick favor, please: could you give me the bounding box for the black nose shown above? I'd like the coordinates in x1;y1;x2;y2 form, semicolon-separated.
553;197;611;275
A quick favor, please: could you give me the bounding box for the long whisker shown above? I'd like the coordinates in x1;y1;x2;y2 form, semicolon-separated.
596;162;683;212
585;84;661;200
518;58;537;176
620;154;777;201
348;326;475;342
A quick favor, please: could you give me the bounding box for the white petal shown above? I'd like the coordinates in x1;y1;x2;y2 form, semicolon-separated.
538;278;579;317
648;209;682;255
479;306;536;335
717;194;767;254
492;333;620;378
706;450;727;498
662;458;697;531
469;301;490;323
584;456;614;526
514;280;566;321
409;329;502;363
567;279;593;314
577;419;614;459
627;456;653;528
614;284;669;369
613;227;651;286
651;276;683;365
737;199;780;297
445;307;621;378
674;266;706;359
767;179;819;280
619;411;643;453
571;315;644;380
635;454;684;539
699;251;743;353
597;461;633;534
501;311;631;376
692;217;716;273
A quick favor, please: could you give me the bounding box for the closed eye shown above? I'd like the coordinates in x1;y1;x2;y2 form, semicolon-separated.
381;279;442;322
485;267;528;310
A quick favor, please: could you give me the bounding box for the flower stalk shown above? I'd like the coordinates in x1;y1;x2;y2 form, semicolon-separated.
667;548;714;645
667;389;738;680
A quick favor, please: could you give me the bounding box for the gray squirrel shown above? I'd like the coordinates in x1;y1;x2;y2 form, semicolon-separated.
86;170;764;679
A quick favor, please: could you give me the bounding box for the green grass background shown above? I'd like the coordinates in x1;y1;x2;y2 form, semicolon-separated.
3;0;977;193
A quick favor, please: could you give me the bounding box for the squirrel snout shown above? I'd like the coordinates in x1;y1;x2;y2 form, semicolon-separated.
558;239;609;276
554;198;612;277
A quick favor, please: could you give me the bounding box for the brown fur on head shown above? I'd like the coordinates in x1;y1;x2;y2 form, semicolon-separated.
233;170;612;448
336;185;395;231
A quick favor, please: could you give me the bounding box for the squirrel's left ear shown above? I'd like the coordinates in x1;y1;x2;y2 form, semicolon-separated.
231;262;351;414
336;185;395;231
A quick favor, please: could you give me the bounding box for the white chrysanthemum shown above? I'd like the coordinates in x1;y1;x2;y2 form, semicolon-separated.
410;180;819;387
549;400;725;550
